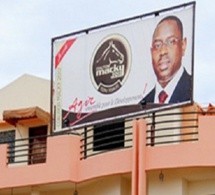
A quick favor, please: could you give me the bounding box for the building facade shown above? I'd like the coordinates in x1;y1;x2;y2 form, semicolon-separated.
1;74;215;195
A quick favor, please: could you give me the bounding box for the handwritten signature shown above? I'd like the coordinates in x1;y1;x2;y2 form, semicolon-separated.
63;96;96;126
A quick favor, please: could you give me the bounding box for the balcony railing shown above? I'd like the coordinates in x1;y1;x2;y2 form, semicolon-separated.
1;107;204;165
145;111;199;146
80;118;133;160
1;134;48;165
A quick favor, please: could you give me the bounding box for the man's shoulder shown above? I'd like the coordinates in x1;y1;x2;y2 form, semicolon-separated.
179;68;192;87
139;88;155;104
182;68;191;78
170;68;192;103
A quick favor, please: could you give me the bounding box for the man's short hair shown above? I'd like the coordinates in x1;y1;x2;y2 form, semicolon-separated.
156;15;183;38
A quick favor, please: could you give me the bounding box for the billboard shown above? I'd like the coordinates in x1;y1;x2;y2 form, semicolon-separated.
52;2;195;131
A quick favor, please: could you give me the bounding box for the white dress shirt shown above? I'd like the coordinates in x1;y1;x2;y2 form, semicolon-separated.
154;66;184;103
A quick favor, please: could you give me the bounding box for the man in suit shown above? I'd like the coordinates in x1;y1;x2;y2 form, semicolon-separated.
140;15;192;104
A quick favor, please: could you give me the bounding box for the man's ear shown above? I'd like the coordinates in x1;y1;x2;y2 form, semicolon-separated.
150;47;153;56
182;37;187;56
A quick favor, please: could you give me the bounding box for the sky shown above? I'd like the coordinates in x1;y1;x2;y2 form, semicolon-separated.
0;0;214;106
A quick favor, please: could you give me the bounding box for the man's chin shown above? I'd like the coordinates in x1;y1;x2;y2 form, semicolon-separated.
158;75;172;84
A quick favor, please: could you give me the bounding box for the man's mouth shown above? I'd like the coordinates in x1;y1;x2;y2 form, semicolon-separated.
158;55;170;70
158;61;169;70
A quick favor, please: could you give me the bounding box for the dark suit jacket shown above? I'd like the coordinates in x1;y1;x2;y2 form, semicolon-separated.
140;68;192;104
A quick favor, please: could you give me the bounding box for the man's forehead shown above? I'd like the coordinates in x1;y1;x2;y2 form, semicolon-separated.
153;19;181;39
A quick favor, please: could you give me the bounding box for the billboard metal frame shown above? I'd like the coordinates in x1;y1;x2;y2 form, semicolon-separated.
50;1;196;132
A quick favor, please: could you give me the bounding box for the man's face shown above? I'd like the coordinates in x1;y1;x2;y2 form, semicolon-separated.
151;19;187;87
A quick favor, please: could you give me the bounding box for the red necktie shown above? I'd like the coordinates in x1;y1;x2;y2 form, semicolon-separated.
159;90;168;103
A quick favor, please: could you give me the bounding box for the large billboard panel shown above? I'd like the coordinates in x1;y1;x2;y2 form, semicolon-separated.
52;2;195;131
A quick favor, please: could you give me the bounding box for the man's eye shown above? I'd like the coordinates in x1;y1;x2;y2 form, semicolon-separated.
167;39;176;46
154;42;162;49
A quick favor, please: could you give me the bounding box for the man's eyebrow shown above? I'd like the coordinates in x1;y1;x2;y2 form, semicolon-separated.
152;38;162;42
152;35;176;42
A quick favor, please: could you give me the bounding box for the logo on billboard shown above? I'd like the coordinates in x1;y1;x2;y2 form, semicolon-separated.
90;34;131;94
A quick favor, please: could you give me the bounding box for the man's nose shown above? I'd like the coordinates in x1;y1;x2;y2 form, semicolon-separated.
160;43;168;55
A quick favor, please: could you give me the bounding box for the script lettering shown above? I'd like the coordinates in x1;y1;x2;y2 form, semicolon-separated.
63;96;95;126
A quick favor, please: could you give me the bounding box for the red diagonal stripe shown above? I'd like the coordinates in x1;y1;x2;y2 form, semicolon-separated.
55;38;76;69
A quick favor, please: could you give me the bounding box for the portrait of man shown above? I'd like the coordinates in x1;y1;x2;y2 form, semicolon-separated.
140;15;192;104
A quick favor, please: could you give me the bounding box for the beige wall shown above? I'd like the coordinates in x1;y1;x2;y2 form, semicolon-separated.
50;175;130;195
148;170;185;195
0;74;51;164
0;74;50;118
121;175;131;195
148;168;215;195
8;175;131;195
188;179;215;195
79;175;122;195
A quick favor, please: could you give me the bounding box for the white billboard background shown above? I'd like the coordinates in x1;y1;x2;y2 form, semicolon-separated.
53;5;194;131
